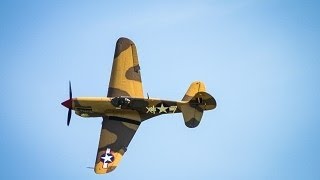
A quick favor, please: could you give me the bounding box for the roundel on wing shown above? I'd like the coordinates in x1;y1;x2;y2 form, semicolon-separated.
100;148;115;168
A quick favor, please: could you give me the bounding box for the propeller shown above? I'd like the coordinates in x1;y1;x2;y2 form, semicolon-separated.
61;81;73;126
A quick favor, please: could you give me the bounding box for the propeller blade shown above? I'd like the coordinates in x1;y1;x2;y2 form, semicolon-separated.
69;81;72;99
67;108;71;126
64;80;72;126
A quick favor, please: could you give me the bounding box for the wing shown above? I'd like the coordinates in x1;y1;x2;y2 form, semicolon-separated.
94;38;142;174
107;37;144;98
94;116;140;174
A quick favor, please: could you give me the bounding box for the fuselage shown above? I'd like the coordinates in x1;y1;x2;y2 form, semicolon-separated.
62;96;184;122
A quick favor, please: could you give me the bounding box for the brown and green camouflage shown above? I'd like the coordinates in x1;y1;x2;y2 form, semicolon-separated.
61;37;217;174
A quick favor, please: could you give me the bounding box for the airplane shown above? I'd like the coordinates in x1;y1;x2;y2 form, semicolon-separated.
61;37;217;174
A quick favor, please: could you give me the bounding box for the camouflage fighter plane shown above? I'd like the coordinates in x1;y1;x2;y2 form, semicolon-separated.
61;37;217;174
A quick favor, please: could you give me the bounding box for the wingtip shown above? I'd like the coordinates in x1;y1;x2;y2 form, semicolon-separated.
94;164;117;174
117;37;134;44
114;37;136;59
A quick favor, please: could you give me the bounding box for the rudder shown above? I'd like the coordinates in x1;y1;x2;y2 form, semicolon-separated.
182;81;206;101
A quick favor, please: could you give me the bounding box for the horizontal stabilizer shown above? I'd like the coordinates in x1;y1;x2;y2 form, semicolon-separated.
181;82;216;128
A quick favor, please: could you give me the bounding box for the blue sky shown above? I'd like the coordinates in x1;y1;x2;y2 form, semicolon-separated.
1;0;320;179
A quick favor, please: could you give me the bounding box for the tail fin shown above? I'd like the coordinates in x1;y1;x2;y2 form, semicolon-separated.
182;81;206;101
180;82;216;128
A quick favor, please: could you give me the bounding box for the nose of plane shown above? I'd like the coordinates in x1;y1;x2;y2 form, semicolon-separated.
61;99;72;109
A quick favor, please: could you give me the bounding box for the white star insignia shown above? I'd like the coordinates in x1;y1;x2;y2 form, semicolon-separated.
101;148;114;168
157;104;168;113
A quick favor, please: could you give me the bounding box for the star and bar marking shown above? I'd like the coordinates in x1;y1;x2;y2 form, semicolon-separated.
146;104;177;114
100;148;115;169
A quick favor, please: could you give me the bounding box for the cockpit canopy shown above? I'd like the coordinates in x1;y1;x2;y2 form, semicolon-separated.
111;97;131;107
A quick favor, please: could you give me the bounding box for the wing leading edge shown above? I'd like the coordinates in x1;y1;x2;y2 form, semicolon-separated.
95;37;143;174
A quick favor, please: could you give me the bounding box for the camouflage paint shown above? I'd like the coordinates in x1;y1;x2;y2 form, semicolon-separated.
61;37;217;174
